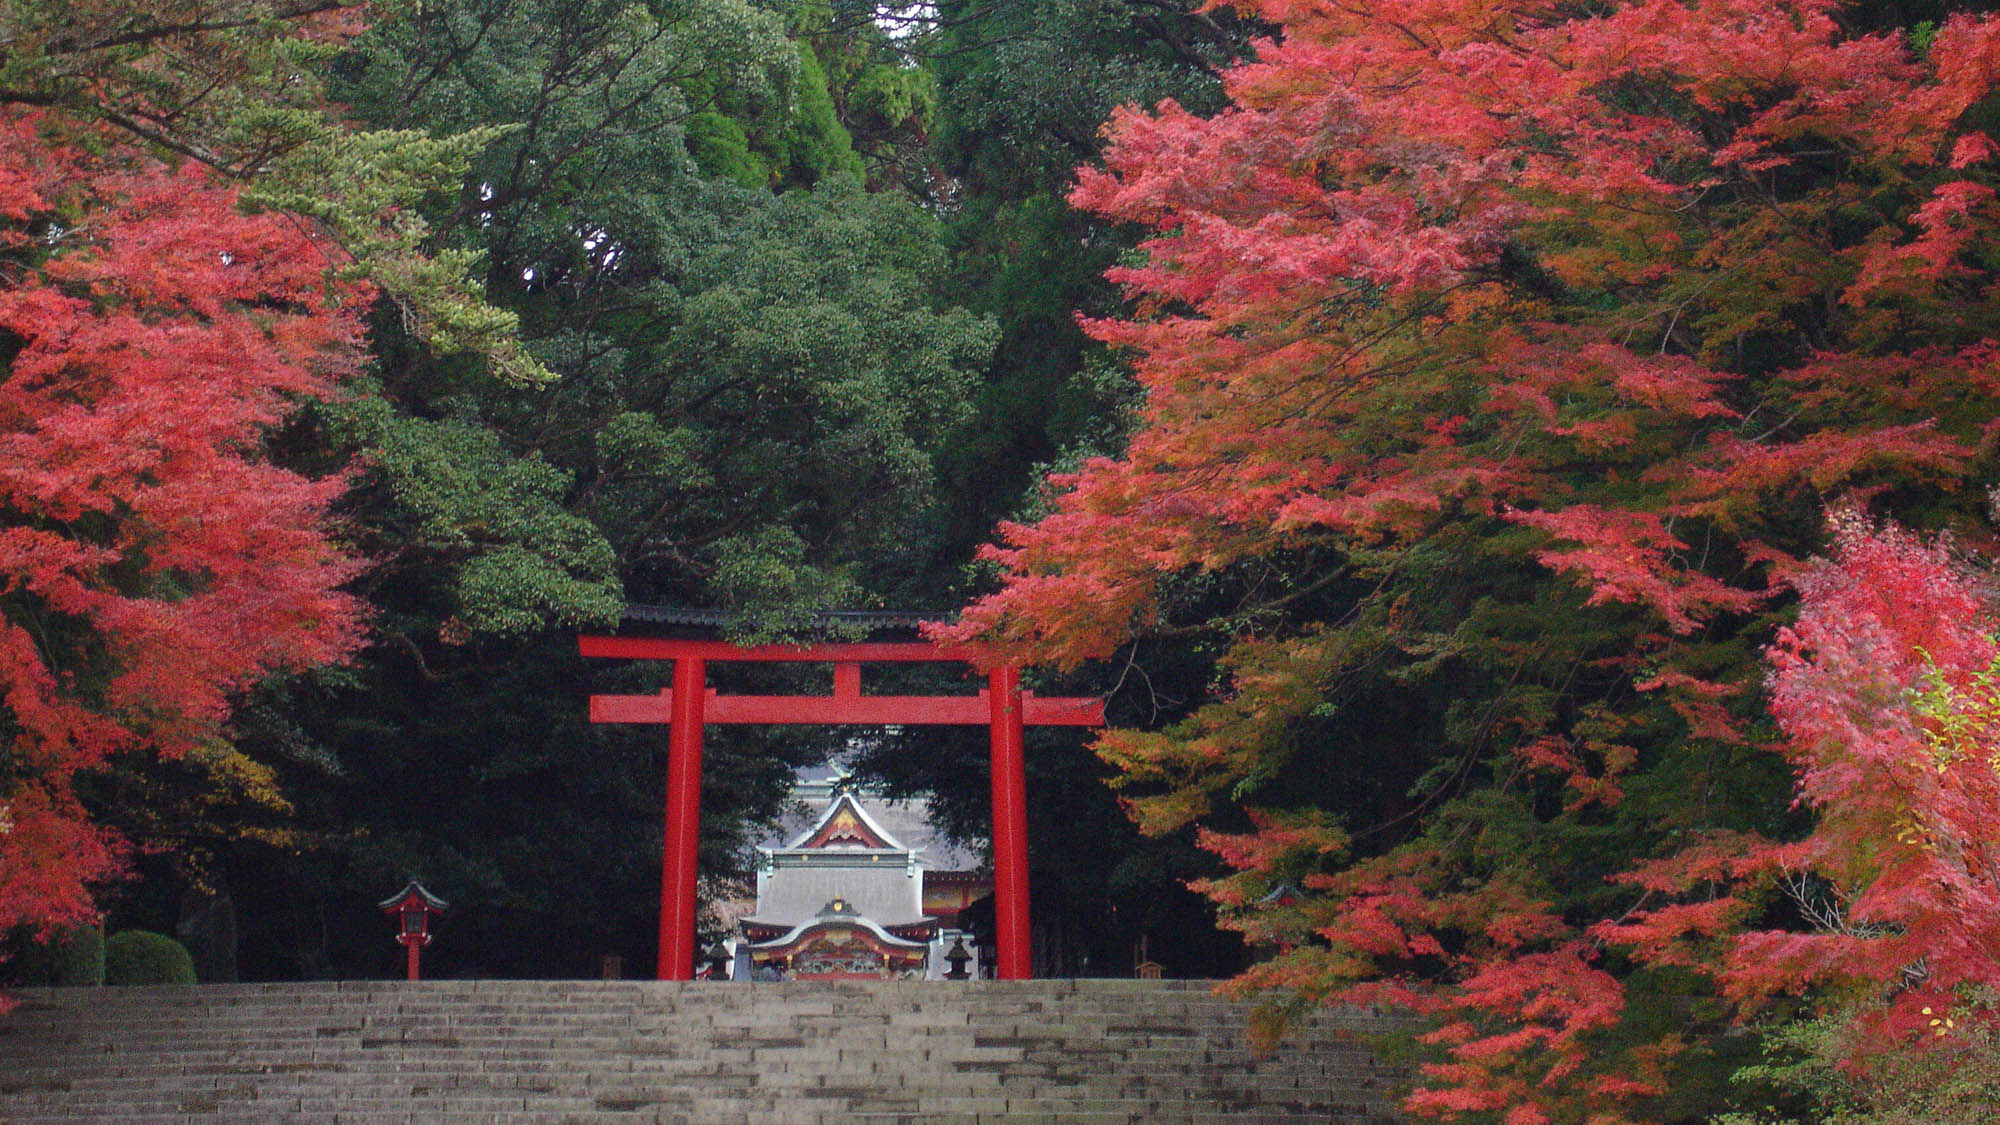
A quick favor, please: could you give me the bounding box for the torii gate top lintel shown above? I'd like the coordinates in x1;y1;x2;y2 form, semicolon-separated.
578;628;1104;982
580;636;1103;728
581;634;978;662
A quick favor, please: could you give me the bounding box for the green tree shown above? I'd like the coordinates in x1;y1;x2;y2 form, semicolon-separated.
206;0;998;977
924;0;1261;569
830;0;1271;977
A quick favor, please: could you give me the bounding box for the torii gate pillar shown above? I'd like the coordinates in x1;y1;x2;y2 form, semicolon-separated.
986;665;1030;981
581;636;1103;982
660;654;706;982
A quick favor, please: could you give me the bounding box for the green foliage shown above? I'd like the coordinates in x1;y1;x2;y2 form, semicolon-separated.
933;191;1133;569
327;392;624;637
921;0;1260;582
777;0;943;189
1912;649;2000;768
103;931;196;986
568;174;993;620
685;111;772;188
321;0;966;637
257;125;555;385
8;925;105;987
1911;21;1940;57
1720;993;2000;1124
778;42;865;186
928;0;1252;197
709;527;857;636
849;64;937;137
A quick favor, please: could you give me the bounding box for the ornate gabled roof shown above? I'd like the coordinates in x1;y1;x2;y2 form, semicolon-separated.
766;767;985;870
749;786;932;930
783;791;907;852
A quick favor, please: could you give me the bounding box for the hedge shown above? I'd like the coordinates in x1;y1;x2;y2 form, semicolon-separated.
103;930;197;986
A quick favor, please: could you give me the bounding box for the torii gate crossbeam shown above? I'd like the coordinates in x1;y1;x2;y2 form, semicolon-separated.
579;635;1104;981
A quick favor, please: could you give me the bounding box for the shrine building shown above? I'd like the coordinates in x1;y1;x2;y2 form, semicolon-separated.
733;774;990;980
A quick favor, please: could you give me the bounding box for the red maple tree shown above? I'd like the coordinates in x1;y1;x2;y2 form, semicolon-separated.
1600;510;2000;1055
943;1;2000;1117
0;111;370;966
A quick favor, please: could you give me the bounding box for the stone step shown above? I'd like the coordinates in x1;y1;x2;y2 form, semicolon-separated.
0;980;1413;1123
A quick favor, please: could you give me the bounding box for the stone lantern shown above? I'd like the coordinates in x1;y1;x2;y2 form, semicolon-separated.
943;936;974;980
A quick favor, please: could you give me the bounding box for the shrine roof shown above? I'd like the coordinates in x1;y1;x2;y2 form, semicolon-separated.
1257;879;1303;908
746;862;927;930
618;605;948;637
764;769;985;871
782;791;906;851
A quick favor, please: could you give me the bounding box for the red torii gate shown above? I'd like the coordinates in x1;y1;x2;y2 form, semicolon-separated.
579;633;1105;981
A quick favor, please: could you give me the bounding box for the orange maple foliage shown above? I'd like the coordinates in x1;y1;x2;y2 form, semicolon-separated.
0;112;370;970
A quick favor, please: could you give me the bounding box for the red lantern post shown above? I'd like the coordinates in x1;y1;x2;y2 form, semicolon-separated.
378;880;449;982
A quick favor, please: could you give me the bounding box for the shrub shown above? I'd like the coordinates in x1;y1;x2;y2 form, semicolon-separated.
1720;990;2000;1123
8;925;105;986
103;930;196;986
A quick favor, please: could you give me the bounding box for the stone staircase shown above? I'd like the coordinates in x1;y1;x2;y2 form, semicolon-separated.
0;979;1410;1124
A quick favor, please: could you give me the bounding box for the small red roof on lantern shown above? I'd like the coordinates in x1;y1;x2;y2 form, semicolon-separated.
1256;880;1300;909
378;879;450;915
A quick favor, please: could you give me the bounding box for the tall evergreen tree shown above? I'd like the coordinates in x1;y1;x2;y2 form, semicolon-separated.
207;0;999;978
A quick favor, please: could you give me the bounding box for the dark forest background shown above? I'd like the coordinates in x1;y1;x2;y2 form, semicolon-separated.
63;0;1269;984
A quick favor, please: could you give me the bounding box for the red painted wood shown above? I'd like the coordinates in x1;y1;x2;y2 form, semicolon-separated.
589;690;1104;727
659;656;706;981
405;940;420;982
988;666;1032;980
581;632;1106;984
580;636;978;663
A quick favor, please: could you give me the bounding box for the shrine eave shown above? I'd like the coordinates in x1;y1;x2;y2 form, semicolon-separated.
741;914;937;951
924;870;991;885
